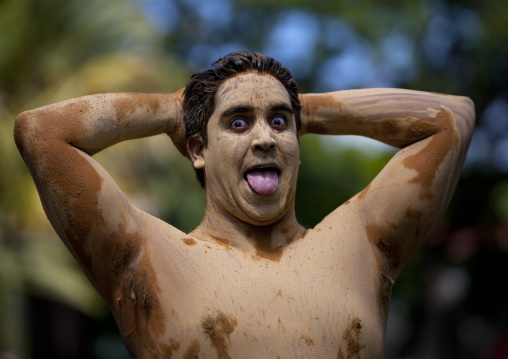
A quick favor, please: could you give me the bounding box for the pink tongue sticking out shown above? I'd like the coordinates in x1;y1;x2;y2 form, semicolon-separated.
246;169;279;195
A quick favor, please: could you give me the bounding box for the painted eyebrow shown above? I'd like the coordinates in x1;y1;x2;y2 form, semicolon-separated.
220;105;254;119
270;103;293;114
220;103;293;119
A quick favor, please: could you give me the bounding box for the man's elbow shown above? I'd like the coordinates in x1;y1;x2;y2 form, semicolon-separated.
458;96;476;138
14;110;38;158
460;96;475;122
446;95;475;138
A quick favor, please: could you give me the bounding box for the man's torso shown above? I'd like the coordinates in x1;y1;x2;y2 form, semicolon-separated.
110;210;388;358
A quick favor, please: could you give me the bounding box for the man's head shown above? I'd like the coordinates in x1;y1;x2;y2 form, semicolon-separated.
183;51;301;186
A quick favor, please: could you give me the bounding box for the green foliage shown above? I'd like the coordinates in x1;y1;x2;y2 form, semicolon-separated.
490;181;508;222
296;135;391;227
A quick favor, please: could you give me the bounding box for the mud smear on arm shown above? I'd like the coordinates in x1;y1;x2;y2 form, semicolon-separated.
402;110;458;201
14;103;107;283
114;244;173;358
361;109;460;321
299;94;355;135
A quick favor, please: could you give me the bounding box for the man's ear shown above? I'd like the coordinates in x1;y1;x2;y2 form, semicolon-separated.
187;136;205;169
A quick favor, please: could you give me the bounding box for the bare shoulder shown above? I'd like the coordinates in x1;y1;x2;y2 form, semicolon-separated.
302;199;366;247
91;210;186;299
301;200;381;277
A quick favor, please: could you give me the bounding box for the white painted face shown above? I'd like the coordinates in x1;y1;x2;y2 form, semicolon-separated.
190;72;300;225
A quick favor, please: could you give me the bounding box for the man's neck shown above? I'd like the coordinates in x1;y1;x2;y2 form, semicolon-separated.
190;200;306;261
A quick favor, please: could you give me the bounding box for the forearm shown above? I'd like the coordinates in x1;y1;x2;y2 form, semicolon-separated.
299;88;475;148
15;90;184;156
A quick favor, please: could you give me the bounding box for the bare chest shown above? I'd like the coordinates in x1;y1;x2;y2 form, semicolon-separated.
113;238;386;358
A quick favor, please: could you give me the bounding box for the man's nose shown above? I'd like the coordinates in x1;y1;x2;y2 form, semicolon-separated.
251;121;276;151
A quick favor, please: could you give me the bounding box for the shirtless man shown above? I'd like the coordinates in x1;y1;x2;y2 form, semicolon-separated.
14;51;475;358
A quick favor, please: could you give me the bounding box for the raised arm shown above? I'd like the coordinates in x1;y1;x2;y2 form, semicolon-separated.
299;88;475;277
14;90;185;300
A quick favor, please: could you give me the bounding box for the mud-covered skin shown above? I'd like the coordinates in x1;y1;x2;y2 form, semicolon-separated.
110;210;382;358
14;75;475;358
188;74;301;228
299;89;474;277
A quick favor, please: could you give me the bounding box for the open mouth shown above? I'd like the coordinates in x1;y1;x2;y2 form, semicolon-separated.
244;167;280;195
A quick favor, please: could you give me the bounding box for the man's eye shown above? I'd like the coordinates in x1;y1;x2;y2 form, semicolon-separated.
270;116;287;129
230;118;249;130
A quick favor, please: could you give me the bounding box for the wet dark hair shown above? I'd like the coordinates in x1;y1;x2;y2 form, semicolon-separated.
183;51;302;187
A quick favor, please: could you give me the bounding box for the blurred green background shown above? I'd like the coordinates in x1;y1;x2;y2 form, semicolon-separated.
1;0;507;358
